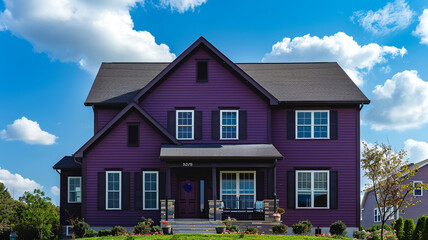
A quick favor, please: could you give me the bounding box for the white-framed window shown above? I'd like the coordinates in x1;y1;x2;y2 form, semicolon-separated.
68;176;81;203
374;207;398;222
143;171;159;210
374;208;381;222
220;171;255;209
65;225;73;236
176;110;194;140
106;171;121;210
413;181;423;196
296;110;329;139
296;170;329;209
220;110;239;140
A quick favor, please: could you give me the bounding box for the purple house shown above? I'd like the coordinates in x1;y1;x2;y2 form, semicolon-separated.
53;37;369;235
361;159;428;229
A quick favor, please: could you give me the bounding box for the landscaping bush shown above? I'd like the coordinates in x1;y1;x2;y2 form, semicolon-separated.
392;217;405;240
97;229;111;236
366;224;392;232
245;227;257;234
132;220;152;235
422;219;428;240
412;215;427;240
329;220;347;236
85;228;97;238
292;220;312;235
272;224;287;234
353;229;369;239
403;218;416;240
111;226;127;236
228;225;240;233
366;229;398;240
72;220;91;238
152;225;162;233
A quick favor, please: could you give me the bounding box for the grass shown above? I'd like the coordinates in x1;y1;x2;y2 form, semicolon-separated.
77;233;350;240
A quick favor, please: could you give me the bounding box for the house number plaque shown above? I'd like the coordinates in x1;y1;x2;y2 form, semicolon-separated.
182;162;193;167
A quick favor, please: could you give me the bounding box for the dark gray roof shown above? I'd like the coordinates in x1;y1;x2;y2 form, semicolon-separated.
53;156;81;169
85;62;369;105
160;144;284;161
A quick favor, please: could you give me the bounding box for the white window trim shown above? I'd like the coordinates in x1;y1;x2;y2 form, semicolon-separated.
176;110;194;140
374;208;381;223
295;170;330;209
68;176;81;203
220;110;239;140
374;207;398;222
65;225;73;236
413;181;423;196
295;110;330;139
220;171;256;209
106;171;121;210
143;171;159;210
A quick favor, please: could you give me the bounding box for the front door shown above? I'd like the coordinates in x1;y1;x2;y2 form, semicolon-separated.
178;178;199;218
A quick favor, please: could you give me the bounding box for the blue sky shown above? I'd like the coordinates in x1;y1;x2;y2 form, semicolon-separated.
1;0;428;204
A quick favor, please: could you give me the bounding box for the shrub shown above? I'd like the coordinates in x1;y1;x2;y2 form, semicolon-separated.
392;217;405;240
353;229;369;239
132;221;151;235
228;225;240;233
222;217;237;231
366;224;392;232
422;219;428;240
245;227;257;234
152;225;162;233
272;224;287;234
111;226;127;236
85;228;97;238
413;216;427;240
97;229;111;236
366;229;398;240
72;220;90;238
329;220;347;236
403;218;416;240
292;220;312;235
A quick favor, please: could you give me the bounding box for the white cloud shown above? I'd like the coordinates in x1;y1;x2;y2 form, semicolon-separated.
159;0;207;13
0;0;176;73
1;117;58;145
404;139;428;163
262;32;406;86
413;9;428;45
365;70;428;130
0;166;42;199
353;0;414;35
50;186;60;196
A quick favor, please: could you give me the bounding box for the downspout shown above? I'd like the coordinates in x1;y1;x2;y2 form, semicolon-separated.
273;159;278;213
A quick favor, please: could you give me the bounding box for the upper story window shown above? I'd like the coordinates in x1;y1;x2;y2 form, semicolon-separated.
143;171;159;210
196;60;208;82
296;110;329;139
374;207;398;222
414;181;423;196
220;110;239;140
68;177;81;203
127;124;139;147
106;171;121;210
176;110;194;140
296;170;329;209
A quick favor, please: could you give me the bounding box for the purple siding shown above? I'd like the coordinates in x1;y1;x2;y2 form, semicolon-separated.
362;165;428;228
60;169;82;225
83;110;169;226
94;107;121;132
140;48;269;143
272;108;360;227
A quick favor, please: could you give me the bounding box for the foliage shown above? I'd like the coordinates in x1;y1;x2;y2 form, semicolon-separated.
75;233;348;239
98;229;111;236
86;228;98;238
72;219;98;238
272;224;287;234
365;229;398;240
275;207;285;215
111;226;127;236
11;189;59;240
367;224;392;232
353;229;369;239
292;220;312;235
361;142;427;240
0;183;16;239
245;227;257;234
392;217;405;240
403;218;415;240
132;221;151;235
412;215;427;240
228;225;240;233
329;220;347;236
422;219;428;240
152;225;162;233
222;217;237;231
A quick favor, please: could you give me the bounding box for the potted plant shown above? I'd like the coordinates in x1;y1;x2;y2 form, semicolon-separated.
273;207;285;221
162;221;172;235
216;223;226;234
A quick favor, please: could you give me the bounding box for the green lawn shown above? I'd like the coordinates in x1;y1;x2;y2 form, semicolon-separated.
77;234;350;240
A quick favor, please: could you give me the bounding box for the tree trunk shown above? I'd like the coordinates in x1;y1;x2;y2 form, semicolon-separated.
381;222;385;240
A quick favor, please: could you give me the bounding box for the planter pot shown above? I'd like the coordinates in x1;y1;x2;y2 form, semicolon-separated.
216;227;226;234
162;226;172;235
274;216;281;221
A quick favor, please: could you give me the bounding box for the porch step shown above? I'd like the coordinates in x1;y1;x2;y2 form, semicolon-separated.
169;219;223;234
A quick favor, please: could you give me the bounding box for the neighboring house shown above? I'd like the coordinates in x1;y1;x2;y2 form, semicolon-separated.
361;159;428;229
53;37;369;235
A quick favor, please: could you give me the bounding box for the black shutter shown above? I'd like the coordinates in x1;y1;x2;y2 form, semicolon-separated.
239;111;247;140
211;111;220;140
97;172;106;211
330;110;338;140
330;171;338;209
287;110;295;140
167;111;176;137
134;172;142;210
287;171;295;209
122;172;130;210
256;171;264;201
195;111;203;140
159;172;166;199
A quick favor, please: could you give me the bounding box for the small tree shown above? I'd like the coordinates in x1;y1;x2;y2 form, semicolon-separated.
422;218;428;240
362;142;428;240
403;218;415;240
0;183;16;239
412;216;427;240
392;216;404;240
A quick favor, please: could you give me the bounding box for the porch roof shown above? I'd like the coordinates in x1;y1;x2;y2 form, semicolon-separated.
160;144;284;161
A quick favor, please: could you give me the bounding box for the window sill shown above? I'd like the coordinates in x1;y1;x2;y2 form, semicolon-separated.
295;207;330;210
127;144;139;147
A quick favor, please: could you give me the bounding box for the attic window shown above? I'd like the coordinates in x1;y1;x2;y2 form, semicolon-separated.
197;61;208;82
127;124;139;147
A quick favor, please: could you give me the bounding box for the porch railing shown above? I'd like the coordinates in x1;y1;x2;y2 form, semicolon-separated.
221;198;265;220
